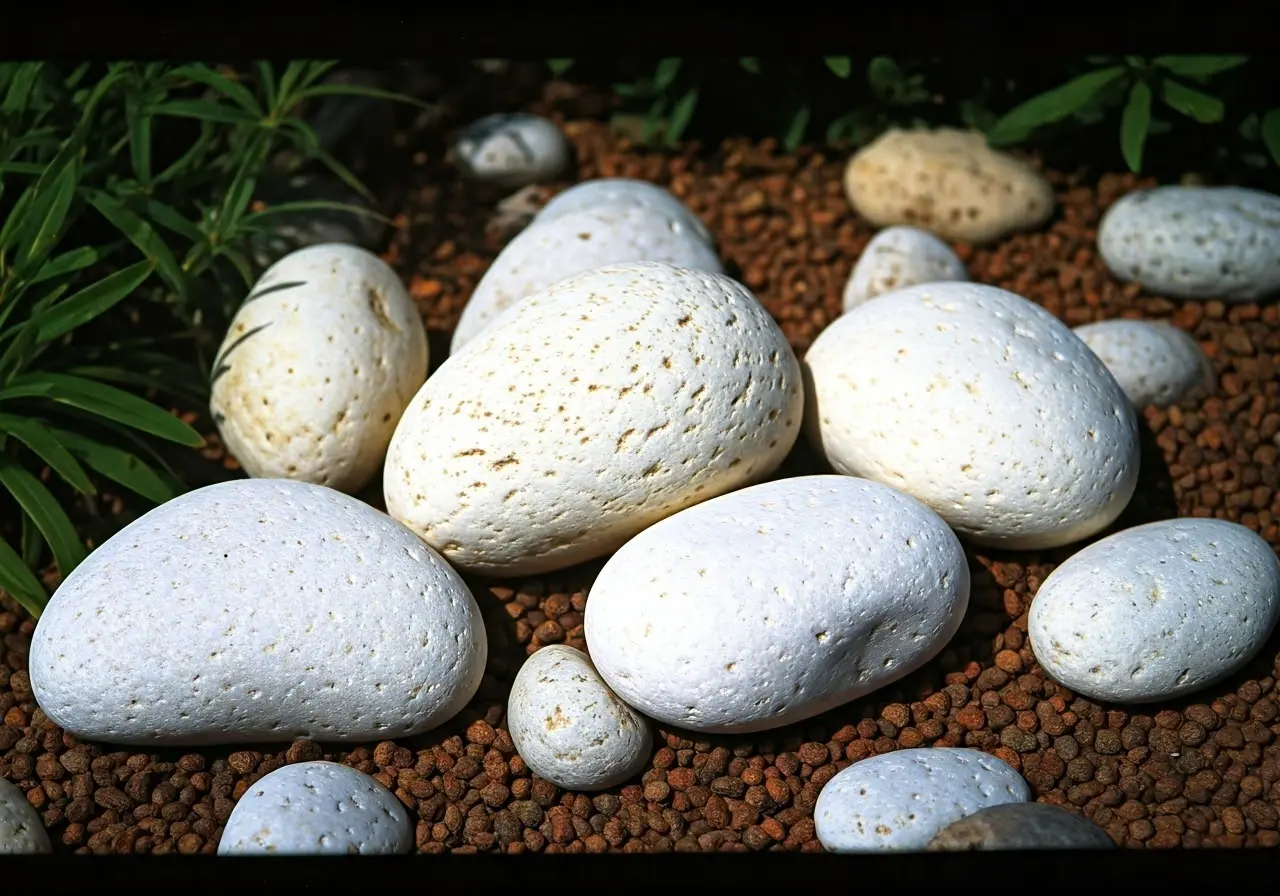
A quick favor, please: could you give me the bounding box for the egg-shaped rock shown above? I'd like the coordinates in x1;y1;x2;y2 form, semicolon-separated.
449;204;723;353
209;243;428;495
1073;319;1214;409
28;479;487;746
218;761;413;855
507;645;653;790
926;802;1115;851
0;778;51;854
843;226;968;312
1028;518;1280;704
584;475;969;734
802;282;1140;550
454;113;570;189
386;262;803;578
535;178;714;246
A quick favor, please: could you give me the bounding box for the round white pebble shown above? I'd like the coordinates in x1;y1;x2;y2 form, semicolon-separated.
584;475;969;734
1073;319;1214;409
802;282;1141;549
814;748;1031;852
386;262;803;578
1028;518;1280;704
29;479;487;746
0;777;51;854
507;645;652;791
843;226;968;312
454;113;570;189
209;243;428;495
535;178;714;246
218;761;412;855
449;203;723;353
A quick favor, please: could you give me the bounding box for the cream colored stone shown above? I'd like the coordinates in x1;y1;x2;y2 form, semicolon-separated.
842;128;1055;244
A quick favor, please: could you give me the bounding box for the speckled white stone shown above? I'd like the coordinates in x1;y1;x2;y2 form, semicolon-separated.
802;282;1140;550
1097;186;1280;301
386;262;803;578
1073;319;1214;409
535;178;714;246
815;748;1031;852
507;646;652;790
1028;518;1280;704
0;777;51;854
843;226;968;312
584;475;969;734
217;761;412;855
455;113;570;189
209;243;428;495
449;204;723;353
28;479;487;746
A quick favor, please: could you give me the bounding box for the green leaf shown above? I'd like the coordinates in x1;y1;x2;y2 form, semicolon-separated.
1152;55;1249;78
825;111;858;144
0;534;47;619
274;61;312;112
295;83;435;111
2;63;43;113
136;197;206;245
85;190;186;299
14;145;81;270
546;59;575;76
128;106;152;184
0;321;41;384
1262;110;1280;166
1120;81;1153;174
738;57;761;74
0;187;37;253
255;61;278;112
642;96;667;143
653;58;683;92
1159;79;1225;123
167;63;262;115
0;414;96;493
867;57;904;95
0;457;86;578
313;148;373;202
213;244;255;286
824;57;852;79
986;66;1128;145
46;426;176;504
35;259;156;342
151;119;216;186
0;373;205;447
20;511;43;570
152;99;258;125
784;104;811;152
665;87;699;145
31;244;114;286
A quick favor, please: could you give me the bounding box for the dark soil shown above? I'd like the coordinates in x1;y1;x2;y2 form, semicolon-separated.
2;79;1280;855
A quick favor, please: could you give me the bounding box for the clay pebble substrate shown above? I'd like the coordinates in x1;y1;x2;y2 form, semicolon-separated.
3;116;1280;855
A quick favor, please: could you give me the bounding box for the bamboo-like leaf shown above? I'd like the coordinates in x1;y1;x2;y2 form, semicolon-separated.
35;259;156;343
1152;55;1249;78
136;197;206;244
1262;109;1280;166
151;99;258;125
546;59;575;76
653;58;683;91
2;63;43;113
129;105;152;184
784;104;811;152
665;88;699;145
738;58;761;74
14;142;81;270
255;61;278;112
1120;81;1153;173
1159;78;1225;123
30;244;116;285
0;456;86;578
275;61;313;111
20;511;43;570
295;83;435;111
85;190;186;299
313;148;373;202
642;96;667;143
824;57;852;79
46;425;176;504
987;66;1128;145
0;413;95;493
152;119;216;185
0;533;47;619
167;63;262;115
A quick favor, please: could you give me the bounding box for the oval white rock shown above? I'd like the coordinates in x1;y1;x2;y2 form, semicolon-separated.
1097;185;1280;301
209;243;428;495
386;261;803;578
535;178;714;246
29;478;487;746
0;777;51;854
449;203;724;353
1028;518;1280;704
507;645;653;790
1073;319;1214;409
454;113;571;189
814;748;1031;852
218;761;412;855
843;226;968;312
802;282;1141;550
584;475;969;734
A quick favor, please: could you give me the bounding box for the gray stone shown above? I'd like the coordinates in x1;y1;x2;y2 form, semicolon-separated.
927;802;1115;850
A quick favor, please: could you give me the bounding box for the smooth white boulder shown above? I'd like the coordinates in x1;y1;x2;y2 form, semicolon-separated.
209;243;428;495
29;479;487;746
1028;518;1280;704
843;226;968;312
507;645;652;790
802;282;1141;550
584;475;969;734
454;113;571;189
1097;185;1280;301
0;778;51;854
217;761;412;855
1073;319;1214;409
535;178;714;246
386;262;803;578
814;748;1031;852
449;203;723;353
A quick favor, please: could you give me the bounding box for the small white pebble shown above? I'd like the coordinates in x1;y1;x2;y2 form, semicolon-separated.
0;777;51;854
843;226;968;312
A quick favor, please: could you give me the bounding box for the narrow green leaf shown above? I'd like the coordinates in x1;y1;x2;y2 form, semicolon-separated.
2;63;43;113
0;534;47;619
242;199;391;228
665;88;699;145
824;57;852;79
295;83;434;111
986;66;1128;145
0;413;96;493
642;96;667;143
46;426;176;504
167;63;262;115
0;457;86;577
784;103;811;152
35;260;156;342
152;119;216;185
129;107;152;184
826;112;858;144
17;163;78;269
255;61;278;112
137;197;206;244
1262;109;1280;166
738;57;761;74
0;187;36;253
546;59;575;76
867;57;904;95
212;244;255;286
215;170;259;239
30;244;115;285
0;322;41;384
1120;81;1153;173
297;61;341;92
1152;55;1249;78
275;61;312;111
151;99;258;125
85;190;186;299
612;82;643;99
1159;78;1225;123
20;511;44;570
653;58;683;91
313;148;373;202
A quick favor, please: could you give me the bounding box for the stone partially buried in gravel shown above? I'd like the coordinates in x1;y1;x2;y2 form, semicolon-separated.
0;777;51;854
1028;517;1280;704
449;203;723;353
843;127;1055;244
585;475;969;734
1073;319;1214;409
926;802;1115;850
803;282;1140;550
507;645;652;790
843;226;968;312
455;113;571;189
28;479;487;745
218;761;412;855
535;177;714;246
1097;185;1280;301
386;261;803;578
814;748;1031;852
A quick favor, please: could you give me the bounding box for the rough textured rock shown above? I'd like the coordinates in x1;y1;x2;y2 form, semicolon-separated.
926;802;1115;851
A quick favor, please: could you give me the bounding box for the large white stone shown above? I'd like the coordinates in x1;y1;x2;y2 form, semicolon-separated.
843;226;968;312
535;178;714;246
1073;319;1214;409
